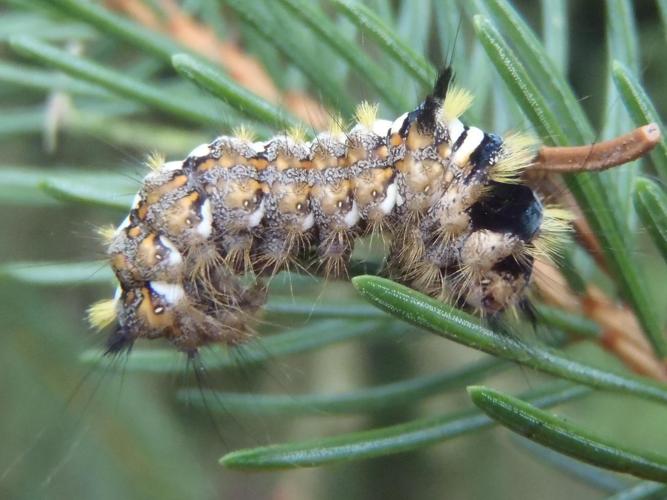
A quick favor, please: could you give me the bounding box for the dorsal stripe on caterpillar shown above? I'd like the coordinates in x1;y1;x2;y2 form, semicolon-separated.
97;68;565;354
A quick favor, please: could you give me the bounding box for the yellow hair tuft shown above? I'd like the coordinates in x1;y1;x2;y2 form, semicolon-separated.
490;132;539;183
87;298;118;331
440;86;474;123
146;151;165;171
530;206;575;260
355;101;379;129
232;124;256;142
95;224;117;245
287;124;307;143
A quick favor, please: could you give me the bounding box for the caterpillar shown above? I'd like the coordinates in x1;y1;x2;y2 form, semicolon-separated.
88;68;654;355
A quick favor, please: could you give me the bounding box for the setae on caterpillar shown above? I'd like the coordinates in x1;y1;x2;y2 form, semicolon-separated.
89;67;660;356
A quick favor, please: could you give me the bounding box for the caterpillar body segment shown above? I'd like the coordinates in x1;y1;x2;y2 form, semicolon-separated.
99;69;561;354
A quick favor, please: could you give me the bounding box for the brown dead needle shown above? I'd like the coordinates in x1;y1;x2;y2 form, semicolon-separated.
533;123;661;172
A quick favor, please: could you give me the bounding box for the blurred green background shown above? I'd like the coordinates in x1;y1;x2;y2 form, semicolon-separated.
1;1;666;499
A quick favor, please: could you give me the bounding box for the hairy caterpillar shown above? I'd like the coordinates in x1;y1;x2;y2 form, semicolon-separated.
89;68;654;355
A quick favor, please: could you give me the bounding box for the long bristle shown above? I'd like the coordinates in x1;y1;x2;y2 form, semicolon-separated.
439;86;474;123
327;113;345;136
287;124;307;143
87;298;118;331
410;261;443;295
530;206;575;260
490;132;538;183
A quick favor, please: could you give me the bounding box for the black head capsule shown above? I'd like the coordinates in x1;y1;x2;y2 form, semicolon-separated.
468;182;544;242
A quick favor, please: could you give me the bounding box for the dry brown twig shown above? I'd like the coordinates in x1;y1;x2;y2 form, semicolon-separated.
533;123;661;173
534;259;667;381
524;124;661;273
530;125;666;380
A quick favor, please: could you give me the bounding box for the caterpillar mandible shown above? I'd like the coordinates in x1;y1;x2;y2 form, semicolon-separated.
88;67;654;356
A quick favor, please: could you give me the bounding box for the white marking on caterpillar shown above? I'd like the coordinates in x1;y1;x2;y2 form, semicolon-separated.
448;119;464;145
247;199;265;228
250;141;265;154
150;281;185;305
162;161;183;172
372;119;393;137
380;182;398;214
453;126;485;166
349;123;366;135
301;212;315;231
196;199;213;238
188;143;210;158
390;112;408;135
344;200;360;228
158;235;182;266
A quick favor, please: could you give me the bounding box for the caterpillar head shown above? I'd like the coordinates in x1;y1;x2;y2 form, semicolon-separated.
93;276;259;355
103;281;190;354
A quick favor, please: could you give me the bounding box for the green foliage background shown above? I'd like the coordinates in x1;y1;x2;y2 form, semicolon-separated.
0;0;666;499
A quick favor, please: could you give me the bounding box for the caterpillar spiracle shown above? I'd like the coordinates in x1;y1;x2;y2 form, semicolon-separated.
86;68;639;355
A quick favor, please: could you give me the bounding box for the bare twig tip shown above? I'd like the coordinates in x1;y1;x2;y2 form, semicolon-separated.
641;123;661;144
532;123;661;174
